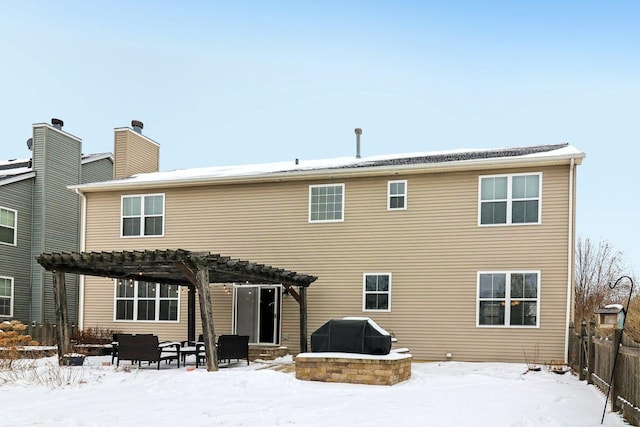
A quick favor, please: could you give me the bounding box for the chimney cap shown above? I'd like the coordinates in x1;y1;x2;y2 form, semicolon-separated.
51;118;64;128
355;128;362;135
131;120;144;129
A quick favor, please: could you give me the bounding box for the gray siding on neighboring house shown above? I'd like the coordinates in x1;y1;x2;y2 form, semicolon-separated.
30;125;82;324
81;157;113;184
0;178;33;321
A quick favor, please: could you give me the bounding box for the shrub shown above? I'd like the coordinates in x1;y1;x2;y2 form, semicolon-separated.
0;320;39;369
71;326;119;344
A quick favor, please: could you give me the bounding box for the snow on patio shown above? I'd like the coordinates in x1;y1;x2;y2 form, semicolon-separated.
0;354;630;427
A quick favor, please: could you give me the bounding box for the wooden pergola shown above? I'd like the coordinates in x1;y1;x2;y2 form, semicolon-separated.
36;249;317;371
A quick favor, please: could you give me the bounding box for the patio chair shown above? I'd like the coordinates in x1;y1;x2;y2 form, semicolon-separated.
217;335;250;366
116;334;180;369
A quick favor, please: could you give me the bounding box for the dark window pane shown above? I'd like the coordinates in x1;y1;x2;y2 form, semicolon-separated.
510;301;537;326
123;217;141;236
160;284;178;298
524;200;538;223
378;275;389;291
137;282;156;298
511;274;524;298
116;300;133;320
377;294;389;310
160;300;178;320
137;300;155;320
144;216;163;236
493;274;506;298
116;280;134;298
524;274;538;298
0;298;10;315
365;276;377;291
481;202;507;224
365;294;378;309
479;301;504;325
513;200;538;223
0;226;14;244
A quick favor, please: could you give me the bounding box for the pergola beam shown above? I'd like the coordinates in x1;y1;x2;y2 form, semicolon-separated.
37;249;318;369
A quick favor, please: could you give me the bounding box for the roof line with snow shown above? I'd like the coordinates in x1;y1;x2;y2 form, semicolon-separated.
71;143;585;192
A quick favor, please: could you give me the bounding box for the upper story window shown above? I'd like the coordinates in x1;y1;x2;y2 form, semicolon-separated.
388;180;407;210
309;184;344;222
115;280;179;322
0;207;17;246
363;273;391;312
477;271;540;327
0;276;14;317
121;194;164;237
479;173;541;225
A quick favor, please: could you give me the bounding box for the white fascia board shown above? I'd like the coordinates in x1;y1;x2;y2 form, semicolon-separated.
32;123;82;143
0;172;36;187
70;150;586;193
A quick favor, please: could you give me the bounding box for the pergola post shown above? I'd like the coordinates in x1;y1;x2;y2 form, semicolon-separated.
195;261;218;371
299;286;308;353
187;285;196;343
52;271;72;363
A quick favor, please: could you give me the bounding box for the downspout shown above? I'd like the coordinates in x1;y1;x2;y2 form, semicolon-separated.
563;157;575;364
75;188;87;330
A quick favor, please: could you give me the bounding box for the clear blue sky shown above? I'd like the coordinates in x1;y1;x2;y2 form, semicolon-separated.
1;1;638;274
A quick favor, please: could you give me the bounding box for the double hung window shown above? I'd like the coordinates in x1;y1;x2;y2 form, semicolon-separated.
121;194;164;237
0;276;13;317
479;173;541;225
477;271;540;327
388;180;407;210
363;273;391;312
0;207;16;245
115;280;179;321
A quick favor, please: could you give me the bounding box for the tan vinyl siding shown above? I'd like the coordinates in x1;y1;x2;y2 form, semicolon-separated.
114;129;159;179
83;163;573;363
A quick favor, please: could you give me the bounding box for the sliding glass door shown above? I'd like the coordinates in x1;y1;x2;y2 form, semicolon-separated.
233;285;281;345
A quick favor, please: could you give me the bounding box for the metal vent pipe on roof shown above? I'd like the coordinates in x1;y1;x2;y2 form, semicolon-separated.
131;120;144;134
355;128;362;159
51;118;64;130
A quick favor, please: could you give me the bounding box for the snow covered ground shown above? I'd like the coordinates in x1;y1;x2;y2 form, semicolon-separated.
0;354;630;427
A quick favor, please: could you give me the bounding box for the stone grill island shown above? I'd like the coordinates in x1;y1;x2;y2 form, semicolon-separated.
295;318;412;386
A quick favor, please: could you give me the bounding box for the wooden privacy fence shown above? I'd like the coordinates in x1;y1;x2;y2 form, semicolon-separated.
568;319;640;426
24;323;78;346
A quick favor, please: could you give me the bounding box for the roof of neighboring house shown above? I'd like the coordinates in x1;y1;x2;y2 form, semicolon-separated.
72;142;585;192
0;153;113;186
0;158;34;184
596;304;625;314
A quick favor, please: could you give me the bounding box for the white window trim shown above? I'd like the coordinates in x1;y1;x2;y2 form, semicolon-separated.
308;183;345;223
387;180;408;211
0;276;14;317
120;194;165;238
477;172;542;226
476;270;541;328
362;272;392;312
113;280;180;322
0;206;17;246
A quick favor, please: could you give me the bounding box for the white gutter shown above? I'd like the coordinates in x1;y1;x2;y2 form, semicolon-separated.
75;188;87;330
564;157;576;364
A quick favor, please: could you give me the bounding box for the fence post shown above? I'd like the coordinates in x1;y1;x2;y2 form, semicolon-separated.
610;328;623;413
579;319;587;381
587;318;596;385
